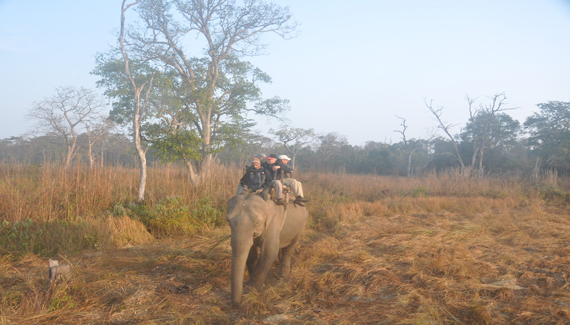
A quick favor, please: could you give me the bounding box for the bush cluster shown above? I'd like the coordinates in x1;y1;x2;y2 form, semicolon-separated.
114;196;226;238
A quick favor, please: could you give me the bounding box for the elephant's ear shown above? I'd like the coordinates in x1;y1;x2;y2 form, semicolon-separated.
264;208;276;231
264;204;287;232
252;205;275;237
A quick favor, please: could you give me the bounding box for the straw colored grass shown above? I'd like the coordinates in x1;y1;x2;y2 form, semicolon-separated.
2;166;570;323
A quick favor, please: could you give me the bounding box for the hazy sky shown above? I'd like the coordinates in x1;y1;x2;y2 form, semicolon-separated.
1;0;569;145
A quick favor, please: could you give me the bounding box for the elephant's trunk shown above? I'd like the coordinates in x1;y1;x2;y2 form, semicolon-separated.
230;228;254;307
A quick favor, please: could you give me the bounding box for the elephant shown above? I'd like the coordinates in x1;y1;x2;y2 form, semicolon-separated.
225;194;308;306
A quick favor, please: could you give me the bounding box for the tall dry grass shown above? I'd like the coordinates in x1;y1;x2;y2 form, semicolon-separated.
0;162;239;223
0;162;239;257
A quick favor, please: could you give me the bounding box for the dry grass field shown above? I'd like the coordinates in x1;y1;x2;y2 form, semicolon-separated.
1;164;570;324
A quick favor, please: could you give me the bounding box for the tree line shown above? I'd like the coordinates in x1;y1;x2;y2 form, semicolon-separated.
4;97;570;179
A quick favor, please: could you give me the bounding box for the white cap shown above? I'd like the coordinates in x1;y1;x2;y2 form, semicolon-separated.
278;155;291;160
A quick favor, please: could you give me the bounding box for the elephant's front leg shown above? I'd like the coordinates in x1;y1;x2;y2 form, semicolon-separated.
248;238;280;291
246;244;258;277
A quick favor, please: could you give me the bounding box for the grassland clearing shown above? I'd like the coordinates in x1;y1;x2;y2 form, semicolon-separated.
1;166;570;324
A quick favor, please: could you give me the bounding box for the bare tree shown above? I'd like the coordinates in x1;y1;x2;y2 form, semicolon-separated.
270;125;316;169
394;116;409;145
465;95;479;171
394;117;429;178
426;99;466;173
120;0;155;201
29;87;106;168
85;117;115;168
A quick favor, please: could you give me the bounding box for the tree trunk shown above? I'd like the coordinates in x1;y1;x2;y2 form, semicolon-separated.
451;141;465;174
87;131;95;169
65;138;77;169
120;0;152;202
184;159;199;186
137;152;147;201
532;157;540;179
134;93;147;202
478;148;485;180
65;147;73;169
200;112;212;178
407;151;413;178
291;155;296;170
471;148;479;169
88;145;95;168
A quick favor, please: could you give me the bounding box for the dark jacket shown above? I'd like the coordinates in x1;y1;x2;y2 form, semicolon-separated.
274;160;292;180
263;161;293;180
261;162;277;180
240;166;272;190
262;161;292;180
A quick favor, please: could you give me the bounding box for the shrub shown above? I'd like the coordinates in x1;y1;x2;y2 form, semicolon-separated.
190;197;226;229
141;196;192;237
132;196;226;238
409;187;430;197
534;184;570;203
0;219;44;255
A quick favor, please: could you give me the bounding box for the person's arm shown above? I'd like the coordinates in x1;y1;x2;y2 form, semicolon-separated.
280;162;292;174
240;170;250;189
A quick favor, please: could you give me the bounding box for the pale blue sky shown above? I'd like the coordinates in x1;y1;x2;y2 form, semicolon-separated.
1;0;569;145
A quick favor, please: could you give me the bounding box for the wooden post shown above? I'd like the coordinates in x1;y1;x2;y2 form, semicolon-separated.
48;259;71;282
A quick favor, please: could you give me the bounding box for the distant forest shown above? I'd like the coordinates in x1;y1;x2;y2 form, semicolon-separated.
3;100;569;178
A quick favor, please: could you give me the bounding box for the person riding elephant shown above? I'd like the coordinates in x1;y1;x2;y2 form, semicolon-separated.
262;154;280;179
240;157;285;205
237;153;267;195
264;154;309;206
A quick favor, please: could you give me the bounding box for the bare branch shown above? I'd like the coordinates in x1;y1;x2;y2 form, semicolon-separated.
425;98;465;171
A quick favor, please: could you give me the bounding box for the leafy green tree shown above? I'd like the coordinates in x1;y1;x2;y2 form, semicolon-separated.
94;53;264;182
460;111;520;175
361;141;394;174
122;0;295;176
92;52;157;127
430;137;462;172
314;133;353;172
317;133;349;162
461;112;521;153
0;135;67;165
524;101;570;172
461;93;517;178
